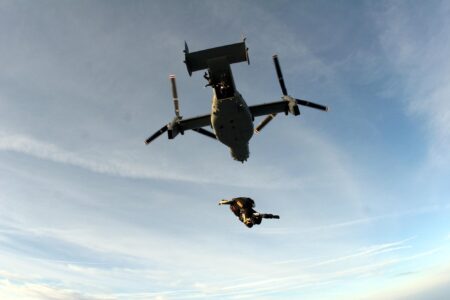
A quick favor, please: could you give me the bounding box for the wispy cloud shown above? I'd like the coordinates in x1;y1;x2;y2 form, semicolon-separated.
0;131;192;183
0;280;114;300
361;260;450;300
2;216;439;300
272;237;414;267
374;1;450;168
308;237;414;268
0;121;360;196
202;246;445;299
252;204;449;237
0;131;293;188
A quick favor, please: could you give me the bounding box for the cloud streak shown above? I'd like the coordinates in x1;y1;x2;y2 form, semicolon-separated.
0;123;358;195
0;131;286;188
374;1;450;168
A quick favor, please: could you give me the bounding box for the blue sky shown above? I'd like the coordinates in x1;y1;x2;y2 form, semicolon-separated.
0;0;449;299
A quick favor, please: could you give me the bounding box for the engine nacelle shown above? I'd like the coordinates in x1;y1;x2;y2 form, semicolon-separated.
167;117;183;139
283;95;301;116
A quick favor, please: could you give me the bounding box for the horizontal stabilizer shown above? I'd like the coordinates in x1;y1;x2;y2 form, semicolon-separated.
184;41;249;75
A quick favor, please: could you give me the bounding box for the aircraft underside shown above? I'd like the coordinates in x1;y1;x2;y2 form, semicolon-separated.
144;39;328;163
211;93;253;162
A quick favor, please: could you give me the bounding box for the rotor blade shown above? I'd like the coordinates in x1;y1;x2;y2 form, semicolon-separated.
145;125;168;144
296;99;328;111
192;128;217;140
169;75;181;118
273;55;288;96
254;113;277;134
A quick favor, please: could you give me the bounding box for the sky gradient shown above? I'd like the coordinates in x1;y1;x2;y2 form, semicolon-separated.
0;1;449;299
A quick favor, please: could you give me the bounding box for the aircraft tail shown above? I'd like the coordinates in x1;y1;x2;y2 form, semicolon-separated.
184;40;249;76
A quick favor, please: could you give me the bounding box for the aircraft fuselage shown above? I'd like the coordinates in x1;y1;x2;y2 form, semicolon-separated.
211;91;253;162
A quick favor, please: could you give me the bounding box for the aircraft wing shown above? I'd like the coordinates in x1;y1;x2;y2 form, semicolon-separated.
173;113;216;140
249;98;328;118
145;113;214;144
249;98;328;133
248;100;289;117
178;113;211;130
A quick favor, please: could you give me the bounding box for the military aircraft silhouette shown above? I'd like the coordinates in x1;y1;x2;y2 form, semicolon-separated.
145;39;328;162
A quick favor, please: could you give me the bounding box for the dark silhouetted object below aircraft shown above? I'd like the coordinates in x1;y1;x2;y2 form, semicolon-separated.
219;197;279;228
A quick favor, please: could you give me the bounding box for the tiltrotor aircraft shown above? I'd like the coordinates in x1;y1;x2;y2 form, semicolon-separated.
145;39;328;162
